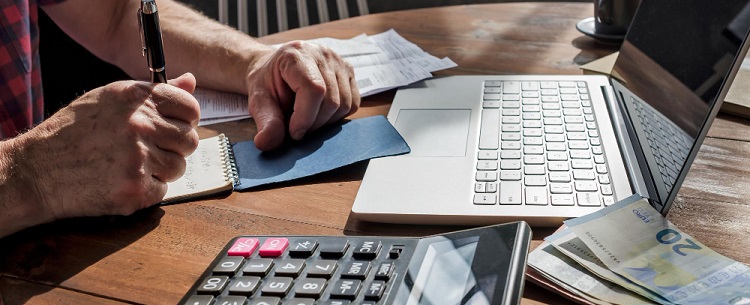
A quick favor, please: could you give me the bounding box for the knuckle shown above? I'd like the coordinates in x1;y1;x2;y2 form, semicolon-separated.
338;99;351;114
344;61;355;74
308;78;327;95
278;47;302;65
120;81;153;105
283;40;305;50
184;129;200;155
324;95;341;109
320;47;335;60
160;156;187;182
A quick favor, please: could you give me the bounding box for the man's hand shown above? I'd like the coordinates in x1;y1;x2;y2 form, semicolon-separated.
246;41;360;151
0;73;200;235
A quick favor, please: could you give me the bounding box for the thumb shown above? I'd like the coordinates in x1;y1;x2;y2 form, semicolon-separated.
167;72;197;94
250;94;287;151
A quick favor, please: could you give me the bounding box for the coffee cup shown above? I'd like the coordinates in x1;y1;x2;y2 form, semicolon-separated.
594;0;641;36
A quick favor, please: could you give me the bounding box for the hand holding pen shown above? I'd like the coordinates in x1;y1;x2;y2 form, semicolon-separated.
139;0;167;83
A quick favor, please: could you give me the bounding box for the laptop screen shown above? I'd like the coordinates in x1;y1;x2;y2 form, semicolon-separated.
611;0;750;209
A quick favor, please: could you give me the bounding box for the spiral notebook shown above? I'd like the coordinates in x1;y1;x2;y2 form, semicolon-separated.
160;116;411;204
162;134;239;204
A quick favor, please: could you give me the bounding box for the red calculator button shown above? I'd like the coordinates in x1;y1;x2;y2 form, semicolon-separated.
259;238;289;257
227;238;259;257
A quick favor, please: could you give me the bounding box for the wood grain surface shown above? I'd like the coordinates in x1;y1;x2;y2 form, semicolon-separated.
1;3;749;305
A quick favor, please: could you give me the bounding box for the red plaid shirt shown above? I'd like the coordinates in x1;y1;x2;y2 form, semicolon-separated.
1;0;66;139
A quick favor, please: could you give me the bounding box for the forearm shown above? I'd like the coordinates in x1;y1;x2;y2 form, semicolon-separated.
43;0;273;94
131;0;273;93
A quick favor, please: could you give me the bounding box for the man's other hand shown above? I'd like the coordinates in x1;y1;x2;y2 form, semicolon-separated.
245;41;360;151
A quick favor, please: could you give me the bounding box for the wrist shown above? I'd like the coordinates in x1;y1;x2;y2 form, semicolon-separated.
0;133;56;237
244;46;275;84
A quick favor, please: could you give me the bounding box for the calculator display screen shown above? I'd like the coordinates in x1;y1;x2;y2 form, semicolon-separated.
392;226;519;305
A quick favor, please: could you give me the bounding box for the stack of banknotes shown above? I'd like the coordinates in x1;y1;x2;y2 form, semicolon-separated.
527;195;750;305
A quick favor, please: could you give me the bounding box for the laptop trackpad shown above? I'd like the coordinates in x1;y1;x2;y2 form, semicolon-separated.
394;109;471;157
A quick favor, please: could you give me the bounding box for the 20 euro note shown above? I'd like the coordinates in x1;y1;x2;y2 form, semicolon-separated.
545;228;672;305
564;195;750;305
528;241;656;305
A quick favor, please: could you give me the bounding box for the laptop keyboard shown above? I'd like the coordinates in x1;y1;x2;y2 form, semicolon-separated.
474;80;615;208
630;98;693;191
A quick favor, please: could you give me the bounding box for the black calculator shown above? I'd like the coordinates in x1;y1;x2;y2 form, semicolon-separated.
180;221;531;305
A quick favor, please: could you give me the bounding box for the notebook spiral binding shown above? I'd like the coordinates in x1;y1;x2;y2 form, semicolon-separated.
218;134;240;187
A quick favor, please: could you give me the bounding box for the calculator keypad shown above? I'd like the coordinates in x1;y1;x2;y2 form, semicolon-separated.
182;236;414;305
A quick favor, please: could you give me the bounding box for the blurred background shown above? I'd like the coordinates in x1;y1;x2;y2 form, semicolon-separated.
40;0;587;114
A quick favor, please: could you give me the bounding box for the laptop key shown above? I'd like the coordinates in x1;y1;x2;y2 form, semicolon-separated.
549;172;571;182
479;108;500;149
574;181;598;192
499;181;522;204
473;194;497;205
524;176;546;186
500;171;522;181
504;81;520;94
525;187;548;205
551;194;575;206
550;183;573;194
577;193;601;207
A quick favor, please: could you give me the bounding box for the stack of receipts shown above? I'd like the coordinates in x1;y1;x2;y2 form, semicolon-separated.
196;29;456;126
528;195;750;305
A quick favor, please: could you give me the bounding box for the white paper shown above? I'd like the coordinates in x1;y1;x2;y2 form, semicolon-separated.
195;29;457;124
306;35;383;57
193;88;248;119
355;62;433;96
198;115;252;126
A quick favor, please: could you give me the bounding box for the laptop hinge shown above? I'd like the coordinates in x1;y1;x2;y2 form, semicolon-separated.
600;84;653;200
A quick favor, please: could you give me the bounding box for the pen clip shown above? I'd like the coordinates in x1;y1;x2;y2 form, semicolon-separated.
137;8;147;58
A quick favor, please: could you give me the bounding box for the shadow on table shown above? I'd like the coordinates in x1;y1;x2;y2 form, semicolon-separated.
0;207;164;305
571;36;621;66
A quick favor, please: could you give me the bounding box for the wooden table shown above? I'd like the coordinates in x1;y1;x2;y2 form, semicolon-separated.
3;2;750;304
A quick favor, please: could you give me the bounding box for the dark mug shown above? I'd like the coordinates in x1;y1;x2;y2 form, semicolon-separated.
594;0;641;36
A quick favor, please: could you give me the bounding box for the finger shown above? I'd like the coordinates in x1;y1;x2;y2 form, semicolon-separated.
348;75;361;116
149;116;199;157
146;141;189;183
309;65;341;132
150;80;201;127
167;72;197;94
326;71;355;125
280;56;326;141
249;90;287;151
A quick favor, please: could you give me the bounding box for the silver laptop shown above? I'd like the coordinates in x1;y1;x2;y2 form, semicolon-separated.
352;0;750;226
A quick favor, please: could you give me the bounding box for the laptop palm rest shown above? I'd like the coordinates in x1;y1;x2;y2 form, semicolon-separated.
394;109;471;157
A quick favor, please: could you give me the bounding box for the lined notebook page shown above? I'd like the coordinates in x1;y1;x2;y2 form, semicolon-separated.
162;135;234;203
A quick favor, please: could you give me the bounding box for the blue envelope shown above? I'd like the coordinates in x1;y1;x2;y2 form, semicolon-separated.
232;115;410;190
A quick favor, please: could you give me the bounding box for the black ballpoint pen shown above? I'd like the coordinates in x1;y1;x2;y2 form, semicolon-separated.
139;0;167;83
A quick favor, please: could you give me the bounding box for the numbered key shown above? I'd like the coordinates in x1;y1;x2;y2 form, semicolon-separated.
294;278;327;298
